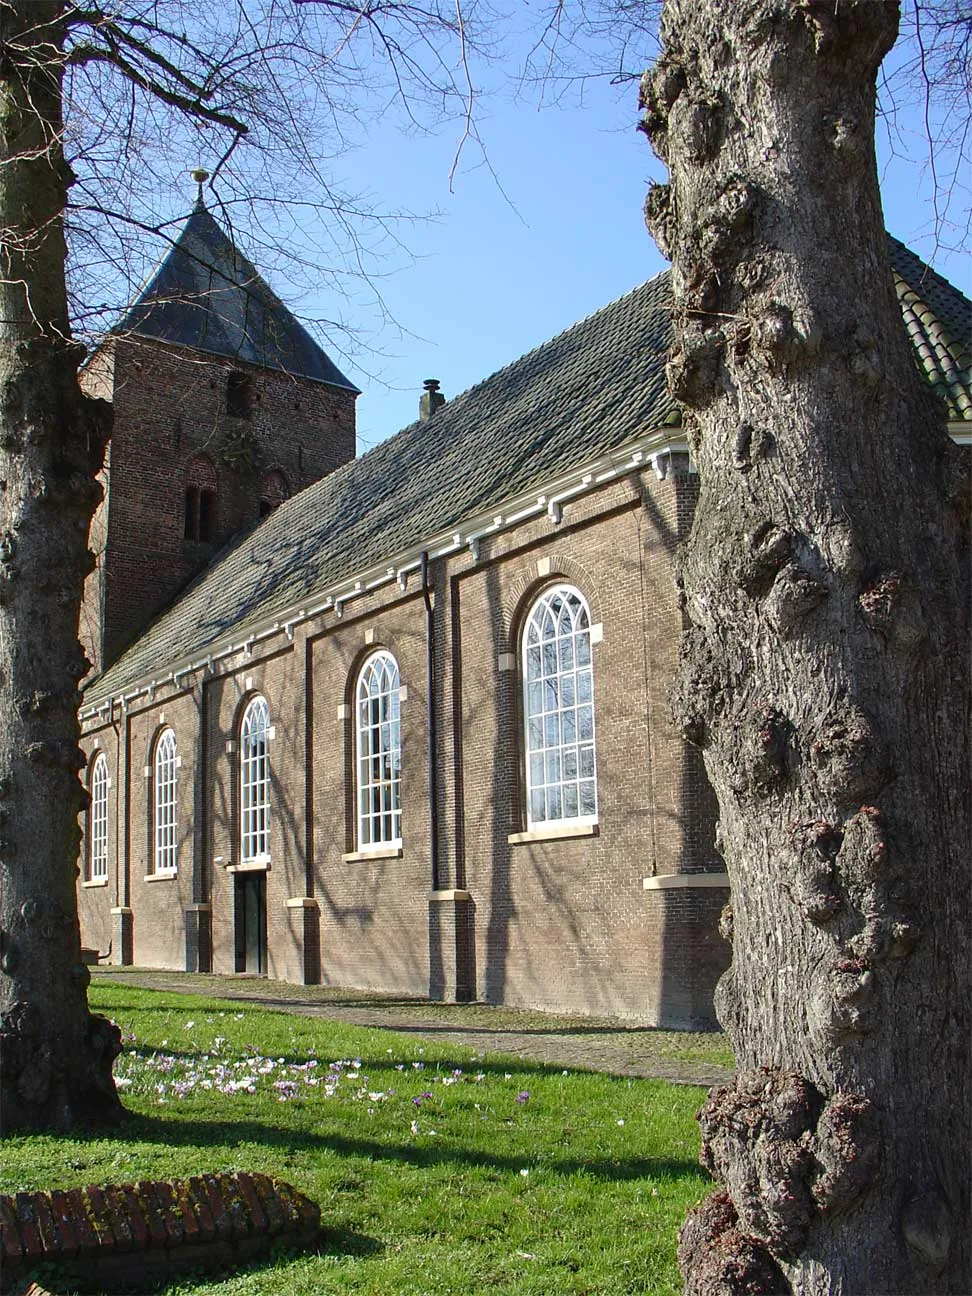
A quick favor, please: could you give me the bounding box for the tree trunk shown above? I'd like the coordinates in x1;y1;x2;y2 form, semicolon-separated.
641;1;970;1292
0;0;121;1131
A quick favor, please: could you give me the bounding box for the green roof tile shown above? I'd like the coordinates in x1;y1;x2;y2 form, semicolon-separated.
87;237;970;704
888;235;971;420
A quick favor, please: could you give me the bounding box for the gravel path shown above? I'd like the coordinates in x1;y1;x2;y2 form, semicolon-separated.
94;969;733;1090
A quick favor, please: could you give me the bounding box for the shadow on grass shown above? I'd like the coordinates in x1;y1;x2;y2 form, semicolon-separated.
105;1036;699;1077
63;1110;702;1185
318;1221;384;1258
91;976;725;1040
97;991;655;1035
24;1224;383;1296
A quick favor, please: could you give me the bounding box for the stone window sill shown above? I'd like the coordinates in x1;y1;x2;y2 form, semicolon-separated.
144;871;178;883
508;822;599;845
642;872;730;890
341;846;403;863
82;878;109;888
226;857;271;874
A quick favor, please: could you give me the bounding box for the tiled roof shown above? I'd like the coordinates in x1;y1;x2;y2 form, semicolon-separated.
115;203;359;391
87;237;971;705
90;270;676;702
889;235;971;420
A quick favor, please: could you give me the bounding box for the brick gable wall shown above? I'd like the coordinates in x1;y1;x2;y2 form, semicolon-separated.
80;337;356;673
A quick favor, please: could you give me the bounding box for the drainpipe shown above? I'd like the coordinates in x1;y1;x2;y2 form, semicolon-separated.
110;703;124;913
110;702;133;965
420;551;440;891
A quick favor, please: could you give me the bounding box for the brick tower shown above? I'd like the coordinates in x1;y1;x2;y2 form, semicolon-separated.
80;193;359;674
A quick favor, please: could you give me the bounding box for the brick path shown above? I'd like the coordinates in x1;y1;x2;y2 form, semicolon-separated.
93;970;733;1090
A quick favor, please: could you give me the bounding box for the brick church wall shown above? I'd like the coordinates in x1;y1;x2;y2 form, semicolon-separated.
77;727;118;959
77;456;730;1025
124;687;199;970
440;465;725;1023
81;337;356;673
643;885;730;1026
309;595;435;998
205;644;308;984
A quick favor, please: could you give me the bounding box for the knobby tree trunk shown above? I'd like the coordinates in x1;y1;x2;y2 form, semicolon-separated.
0;0;121;1130
641;1;970;1292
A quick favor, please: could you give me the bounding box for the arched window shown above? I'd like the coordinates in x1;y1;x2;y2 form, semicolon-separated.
356;651;401;848
259;469;289;518
153;728;178;874
89;753;109;880
184;454;218;542
240;696;271;863
522;585;597;827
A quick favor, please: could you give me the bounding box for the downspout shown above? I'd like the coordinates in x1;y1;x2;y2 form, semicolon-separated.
420;551;440;892
110;700;132;965
110;701;124;912
188;679;212;973
195;682;208;909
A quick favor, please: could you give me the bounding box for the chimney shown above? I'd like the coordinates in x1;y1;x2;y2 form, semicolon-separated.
420;378;445;421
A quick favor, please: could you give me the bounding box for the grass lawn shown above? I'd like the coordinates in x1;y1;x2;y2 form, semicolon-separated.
2;984;714;1295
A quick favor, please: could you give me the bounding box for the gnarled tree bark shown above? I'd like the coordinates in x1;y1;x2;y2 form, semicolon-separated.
641;1;970;1292
0;0;121;1130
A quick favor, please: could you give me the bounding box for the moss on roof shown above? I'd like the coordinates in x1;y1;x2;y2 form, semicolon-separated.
87;236;971;705
889;234;971;420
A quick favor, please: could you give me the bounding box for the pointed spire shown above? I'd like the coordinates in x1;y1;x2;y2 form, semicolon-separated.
115;196;359;391
190;168;210;211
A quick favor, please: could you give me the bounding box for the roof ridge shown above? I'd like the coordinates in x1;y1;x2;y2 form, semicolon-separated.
886;232;972;311
85;241;969;705
377;267;675;443
109;204;359;390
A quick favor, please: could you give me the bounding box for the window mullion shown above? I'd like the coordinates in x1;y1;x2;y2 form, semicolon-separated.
356;653;401;848
523;587;597;829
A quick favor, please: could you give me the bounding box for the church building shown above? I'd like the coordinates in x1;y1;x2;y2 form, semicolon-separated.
75;201;972;1027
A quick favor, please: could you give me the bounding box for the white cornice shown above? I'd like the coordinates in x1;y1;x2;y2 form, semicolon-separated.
82;418;969;724
81;426;689;721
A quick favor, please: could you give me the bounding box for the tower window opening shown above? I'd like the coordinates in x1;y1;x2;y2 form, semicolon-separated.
227;371;252;418
184;455;219;543
198;488;215;541
259;469;289;518
184;486;199;540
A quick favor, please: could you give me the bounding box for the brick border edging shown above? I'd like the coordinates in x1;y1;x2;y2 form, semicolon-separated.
0;1172;320;1292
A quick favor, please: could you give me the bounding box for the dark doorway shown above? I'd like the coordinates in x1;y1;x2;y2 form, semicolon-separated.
234;872;267;974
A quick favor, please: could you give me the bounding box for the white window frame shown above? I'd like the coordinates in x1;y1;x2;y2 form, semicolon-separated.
522;584;598;829
356;651;402;850
89;753;109;880
240;696;271;863
153;728;178;875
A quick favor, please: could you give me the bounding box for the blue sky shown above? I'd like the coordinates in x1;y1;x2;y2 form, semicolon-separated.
116;13;965;457
335;74;670;452
309;39;968;455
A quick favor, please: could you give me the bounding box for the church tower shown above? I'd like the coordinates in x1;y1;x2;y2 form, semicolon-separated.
80;191;359;674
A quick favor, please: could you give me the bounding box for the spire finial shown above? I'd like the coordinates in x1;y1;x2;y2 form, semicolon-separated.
190;168;210;210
